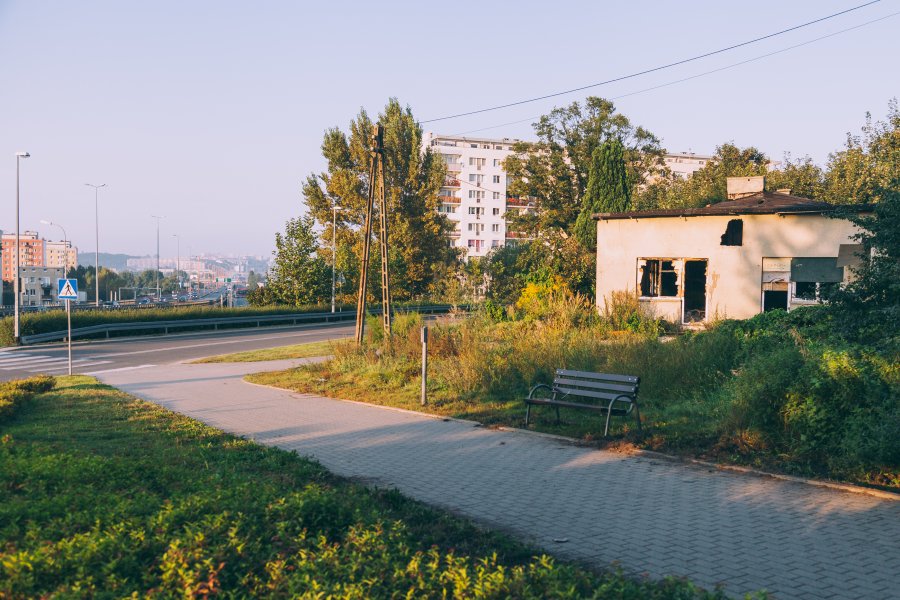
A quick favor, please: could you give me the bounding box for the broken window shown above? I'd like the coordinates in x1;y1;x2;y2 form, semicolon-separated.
720;219;743;246
638;259;680;297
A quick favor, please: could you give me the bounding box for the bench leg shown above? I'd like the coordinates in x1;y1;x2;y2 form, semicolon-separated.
525;403;531;427
603;399;616;437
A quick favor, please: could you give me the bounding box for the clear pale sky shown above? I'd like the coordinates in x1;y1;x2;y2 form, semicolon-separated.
1;1;898;258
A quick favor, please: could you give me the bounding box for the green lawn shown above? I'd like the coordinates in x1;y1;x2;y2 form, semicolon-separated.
192;339;340;363
0;376;746;598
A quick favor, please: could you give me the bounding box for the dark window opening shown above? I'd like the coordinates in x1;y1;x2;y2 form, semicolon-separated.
639;259;679;297
763;290;788;312
795;281;817;300
721;219;743;246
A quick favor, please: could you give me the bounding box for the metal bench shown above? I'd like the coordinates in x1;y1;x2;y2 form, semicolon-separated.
524;369;642;437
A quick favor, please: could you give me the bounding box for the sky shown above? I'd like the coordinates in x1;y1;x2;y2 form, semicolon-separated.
1;0;898;259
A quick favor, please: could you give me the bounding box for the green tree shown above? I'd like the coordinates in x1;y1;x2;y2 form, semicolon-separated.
301;98;457;301
504;97;663;238
830;181;900;347
263;215;330;306
573;139;630;250
824;99;900;204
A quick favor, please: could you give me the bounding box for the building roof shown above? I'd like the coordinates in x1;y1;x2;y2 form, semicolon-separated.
595;192;872;220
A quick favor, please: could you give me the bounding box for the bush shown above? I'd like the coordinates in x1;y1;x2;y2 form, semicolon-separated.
0;375;56;422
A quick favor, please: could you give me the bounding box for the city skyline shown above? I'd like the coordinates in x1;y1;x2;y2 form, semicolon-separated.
2;1;898;256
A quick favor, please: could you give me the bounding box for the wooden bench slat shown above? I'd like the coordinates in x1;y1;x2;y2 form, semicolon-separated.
552;377;638;394
554;387;635;402
555;369;639;384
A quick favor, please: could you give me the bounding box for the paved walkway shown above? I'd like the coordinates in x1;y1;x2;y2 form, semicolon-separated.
99;361;900;600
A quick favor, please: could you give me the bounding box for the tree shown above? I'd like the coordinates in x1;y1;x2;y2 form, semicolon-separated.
301;98;457;301
504;97;663;238
247;270;263;289
824;99;900;204
263;215;330;306
573;138;630;250
829;181;900;346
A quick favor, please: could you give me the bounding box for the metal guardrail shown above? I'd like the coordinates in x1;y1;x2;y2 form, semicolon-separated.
0;299;215;317
19;304;468;345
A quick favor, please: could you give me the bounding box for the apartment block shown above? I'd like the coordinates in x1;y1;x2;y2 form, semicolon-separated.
45;240;78;272
1;231;44;282
424;133;534;258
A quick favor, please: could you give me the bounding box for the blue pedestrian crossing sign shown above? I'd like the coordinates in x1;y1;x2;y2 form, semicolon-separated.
58;278;78;300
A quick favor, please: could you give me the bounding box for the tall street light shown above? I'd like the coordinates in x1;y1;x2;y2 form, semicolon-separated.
85;183;106;305
40;219;69;273
14;151;30;343
172;234;180;292
151;215;163;298
331;204;343;313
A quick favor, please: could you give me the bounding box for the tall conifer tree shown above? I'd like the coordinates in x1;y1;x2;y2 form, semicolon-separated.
574;138;630;250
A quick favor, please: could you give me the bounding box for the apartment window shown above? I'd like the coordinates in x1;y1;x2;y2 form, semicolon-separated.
468;206;484;216
468;157;486;169
493;159;501;166
470;144;477;148
492;208;500;216
468;173;484;185
482;144;490;149
491;224;500;232
492;175;500;184
468;190;485;200
493;192;501;200
491;240;500;248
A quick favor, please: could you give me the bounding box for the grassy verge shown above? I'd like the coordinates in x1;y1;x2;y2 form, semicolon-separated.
247;299;900;492
0;376;747;598
192;339;339;363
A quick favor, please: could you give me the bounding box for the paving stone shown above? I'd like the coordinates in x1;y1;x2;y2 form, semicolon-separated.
100;361;900;600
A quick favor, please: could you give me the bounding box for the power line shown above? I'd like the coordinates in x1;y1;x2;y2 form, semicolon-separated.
447;9;900;138
421;1;882;124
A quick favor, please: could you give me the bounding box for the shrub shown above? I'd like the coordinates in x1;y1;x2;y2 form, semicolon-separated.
0;375;56;423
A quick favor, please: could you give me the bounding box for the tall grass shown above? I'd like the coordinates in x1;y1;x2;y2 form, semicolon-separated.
271;296;899;488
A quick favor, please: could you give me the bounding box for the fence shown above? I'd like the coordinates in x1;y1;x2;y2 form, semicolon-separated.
19;304;467;345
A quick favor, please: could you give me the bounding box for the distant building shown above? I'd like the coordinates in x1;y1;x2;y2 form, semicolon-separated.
663;152;714;180
18;266;65;306
594;177;869;324
424;133;534;258
2;231;44;282
45;240;77;272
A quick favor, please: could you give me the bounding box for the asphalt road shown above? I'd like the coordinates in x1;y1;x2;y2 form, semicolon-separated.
0;322;354;381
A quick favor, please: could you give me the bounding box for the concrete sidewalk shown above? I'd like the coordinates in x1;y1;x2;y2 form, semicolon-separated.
98;361;900;600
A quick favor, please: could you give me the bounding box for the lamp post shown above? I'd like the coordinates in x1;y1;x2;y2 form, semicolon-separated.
39;220;69;273
151;215;163;298
85;183;106;305
14;151;30;343
172;234;180;293
331;204;343;313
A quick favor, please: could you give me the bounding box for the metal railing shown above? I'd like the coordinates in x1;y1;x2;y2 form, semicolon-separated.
19;304;468;345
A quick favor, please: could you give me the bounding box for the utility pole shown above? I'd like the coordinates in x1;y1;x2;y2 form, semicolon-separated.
354;124;391;344
151;215;162;298
331;203;342;313
14;151;30;343
173;234;180;293
85;183;106;305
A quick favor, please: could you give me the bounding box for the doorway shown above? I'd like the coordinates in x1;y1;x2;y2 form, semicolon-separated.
683;260;707;323
763;290;788;312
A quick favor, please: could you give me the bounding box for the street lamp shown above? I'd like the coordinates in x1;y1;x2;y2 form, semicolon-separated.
85;183;106;305
151;215;163;298
172;234;180;292
331;204;343;313
14;151;30;343
40;219;69;273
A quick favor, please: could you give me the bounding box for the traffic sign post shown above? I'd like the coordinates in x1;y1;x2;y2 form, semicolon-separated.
58;279;78;375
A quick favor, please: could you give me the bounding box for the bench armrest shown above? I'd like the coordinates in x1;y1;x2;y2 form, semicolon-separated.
611;393;637;414
527;383;553;400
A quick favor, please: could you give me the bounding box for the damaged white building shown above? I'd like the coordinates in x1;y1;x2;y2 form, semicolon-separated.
594;177;870;324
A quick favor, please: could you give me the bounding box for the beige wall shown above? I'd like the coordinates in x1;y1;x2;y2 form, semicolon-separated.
595;213;862;322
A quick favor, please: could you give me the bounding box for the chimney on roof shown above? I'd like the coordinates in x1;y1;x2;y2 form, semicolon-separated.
775;188;792;195
726;176;765;200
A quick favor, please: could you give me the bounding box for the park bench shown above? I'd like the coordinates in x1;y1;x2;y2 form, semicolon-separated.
524;369;642;437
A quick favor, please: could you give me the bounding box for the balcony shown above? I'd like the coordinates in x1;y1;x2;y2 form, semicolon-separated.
439;195;460;204
506;196;535;208
444;178;460;188
505;231;528;239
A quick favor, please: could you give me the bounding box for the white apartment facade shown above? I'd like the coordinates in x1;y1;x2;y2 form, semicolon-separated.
663;152;713;180
424;133;533;258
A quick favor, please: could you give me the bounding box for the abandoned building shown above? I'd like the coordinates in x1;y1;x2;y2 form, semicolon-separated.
594;177;870;324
